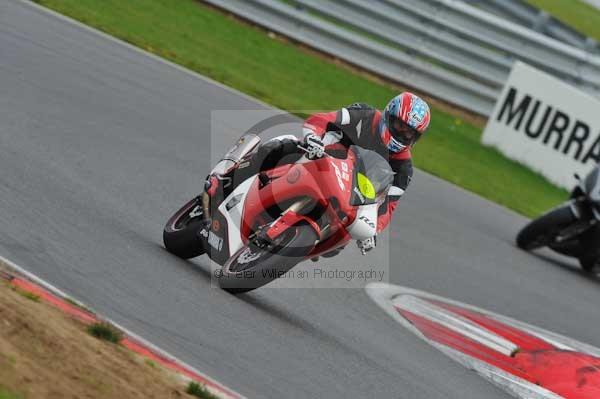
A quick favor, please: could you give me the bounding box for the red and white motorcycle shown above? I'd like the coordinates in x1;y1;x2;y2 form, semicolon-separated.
163;133;394;293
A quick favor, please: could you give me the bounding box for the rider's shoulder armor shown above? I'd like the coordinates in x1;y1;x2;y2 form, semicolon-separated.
336;103;379;148
346;103;375;111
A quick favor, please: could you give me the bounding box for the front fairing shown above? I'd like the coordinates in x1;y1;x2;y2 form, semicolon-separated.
239;152;359;249
237;146;394;257
211;133;261;176
348;146;395;206
240;161;330;241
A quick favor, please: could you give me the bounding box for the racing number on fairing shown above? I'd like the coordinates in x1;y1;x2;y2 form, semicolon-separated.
332;162;350;190
341;162;350;182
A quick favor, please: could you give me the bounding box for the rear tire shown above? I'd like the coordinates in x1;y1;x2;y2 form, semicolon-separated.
218;222;318;294
163;197;206;259
516;205;576;250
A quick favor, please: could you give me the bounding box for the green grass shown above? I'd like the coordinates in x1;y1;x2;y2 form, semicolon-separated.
33;0;569;217
87;322;123;344
145;359;157;369
18;291;41;302
186;382;220;399
11;286;40;302
0;386;22;399
525;0;600;42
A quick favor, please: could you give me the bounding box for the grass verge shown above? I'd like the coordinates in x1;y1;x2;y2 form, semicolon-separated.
0;272;209;399
87;322;123;344
11;286;40;302
525;0;600;43
186;382;220;399
32;0;569;217
0;386;23;399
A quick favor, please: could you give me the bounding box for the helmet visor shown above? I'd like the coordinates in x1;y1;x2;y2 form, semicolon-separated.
388;114;421;147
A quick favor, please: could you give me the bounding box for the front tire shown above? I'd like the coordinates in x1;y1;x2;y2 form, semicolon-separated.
163;197;206;259
218;222;318;294
516;205;576;250
579;255;600;273
579;228;600;273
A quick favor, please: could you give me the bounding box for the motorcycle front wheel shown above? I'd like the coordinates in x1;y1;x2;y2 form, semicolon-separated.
516;204;576;251
579;255;600;273
578;227;600;273
218;222;318;294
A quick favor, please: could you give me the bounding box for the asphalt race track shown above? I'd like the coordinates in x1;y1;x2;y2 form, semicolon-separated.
2;1;600;398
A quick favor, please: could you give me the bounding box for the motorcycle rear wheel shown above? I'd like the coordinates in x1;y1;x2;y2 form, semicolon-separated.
218;222;318;294
516;205;576;251
163;197;207;259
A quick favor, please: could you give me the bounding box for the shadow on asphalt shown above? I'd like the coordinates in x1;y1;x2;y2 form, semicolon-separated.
232;290;395;367
154;243;214;280
236;293;316;331
533;252;600;282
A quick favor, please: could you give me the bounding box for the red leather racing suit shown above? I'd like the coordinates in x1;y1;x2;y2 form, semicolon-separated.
303;103;413;233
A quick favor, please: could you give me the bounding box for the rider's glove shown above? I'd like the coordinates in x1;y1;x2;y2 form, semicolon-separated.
357;236;376;255
304;133;325;160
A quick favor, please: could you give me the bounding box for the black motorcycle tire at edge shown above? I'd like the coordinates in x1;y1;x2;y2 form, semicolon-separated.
218;222;318;294
516;204;576;251
163;197;206;259
579;255;600;273
578;224;600;272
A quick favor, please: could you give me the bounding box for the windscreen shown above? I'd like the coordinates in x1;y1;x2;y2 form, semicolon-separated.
223;134;261;162
349;146;395;206
212;134;261;176
584;164;600;202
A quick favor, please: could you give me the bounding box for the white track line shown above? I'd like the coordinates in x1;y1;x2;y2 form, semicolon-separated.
393;294;519;356
365;282;565;399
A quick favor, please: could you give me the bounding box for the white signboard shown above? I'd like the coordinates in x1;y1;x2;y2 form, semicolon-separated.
482;61;600;190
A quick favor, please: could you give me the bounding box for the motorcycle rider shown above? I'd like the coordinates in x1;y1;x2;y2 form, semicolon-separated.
206;92;431;255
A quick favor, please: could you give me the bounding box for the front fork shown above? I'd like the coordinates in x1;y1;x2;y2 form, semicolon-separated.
556;199;599;244
569;197;599;222
201;191;211;225
200;174;219;227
